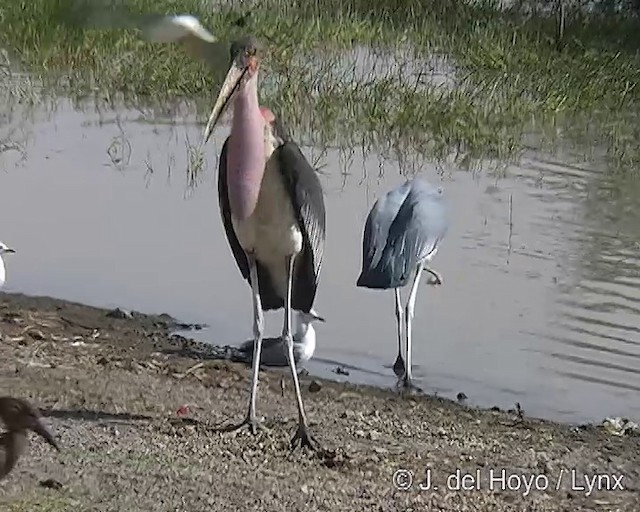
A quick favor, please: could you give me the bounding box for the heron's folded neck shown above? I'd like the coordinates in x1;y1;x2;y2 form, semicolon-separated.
227;74;265;220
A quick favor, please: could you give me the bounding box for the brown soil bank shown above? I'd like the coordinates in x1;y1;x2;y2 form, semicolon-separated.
0;292;638;511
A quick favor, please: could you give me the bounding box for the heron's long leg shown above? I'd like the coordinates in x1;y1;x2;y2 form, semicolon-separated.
284;255;316;451
403;260;426;389
218;253;264;434
392;288;405;378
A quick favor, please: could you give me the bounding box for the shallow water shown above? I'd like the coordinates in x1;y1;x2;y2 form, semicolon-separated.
296;44;456;93
1;99;639;425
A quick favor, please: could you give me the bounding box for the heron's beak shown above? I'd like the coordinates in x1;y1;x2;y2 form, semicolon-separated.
30;418;60;451
4;248;15;254
202;61;247;144
309;310;325;323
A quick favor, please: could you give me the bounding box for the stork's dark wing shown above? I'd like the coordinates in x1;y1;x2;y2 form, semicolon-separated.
274;142;326;313
217;138;284;311
217;138;250;280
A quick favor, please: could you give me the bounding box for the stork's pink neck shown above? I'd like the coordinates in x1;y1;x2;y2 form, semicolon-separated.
226;74;266;220
259;106;275;123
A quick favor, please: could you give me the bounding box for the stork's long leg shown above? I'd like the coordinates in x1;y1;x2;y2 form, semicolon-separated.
284;255;316;450
392;288;405;378
403;260;426;390
218;253;264;434
246;254;265;430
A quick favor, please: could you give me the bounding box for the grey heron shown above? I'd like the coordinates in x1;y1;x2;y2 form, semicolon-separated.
0;242;16;290
234;310;324;369
356;177;448;390
0;396;60;481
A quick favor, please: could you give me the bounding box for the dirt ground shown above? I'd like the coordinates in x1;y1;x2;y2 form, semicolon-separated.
0;292;638;511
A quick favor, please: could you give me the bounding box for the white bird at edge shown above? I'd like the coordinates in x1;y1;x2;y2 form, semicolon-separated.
0;242;16;290
234;310;325;369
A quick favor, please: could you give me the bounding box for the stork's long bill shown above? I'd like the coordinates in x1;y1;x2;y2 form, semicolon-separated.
202;51;259;144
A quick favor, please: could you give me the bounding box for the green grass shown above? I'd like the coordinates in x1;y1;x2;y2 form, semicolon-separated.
2;492;76;512
2;0;640;171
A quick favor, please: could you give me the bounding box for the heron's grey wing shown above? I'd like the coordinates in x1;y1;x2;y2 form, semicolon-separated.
274;142;326;313
360;199;383;271
357;181;412;288
383;182;448;283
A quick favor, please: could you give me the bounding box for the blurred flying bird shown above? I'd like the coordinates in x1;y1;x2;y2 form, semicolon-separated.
62;1;251;81
0;396;60;481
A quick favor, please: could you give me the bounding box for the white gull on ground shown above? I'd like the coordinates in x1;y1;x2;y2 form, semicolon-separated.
0;242;16;289
234;310;324;369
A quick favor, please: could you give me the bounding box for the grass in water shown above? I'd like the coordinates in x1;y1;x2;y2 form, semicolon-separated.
1;0;640;171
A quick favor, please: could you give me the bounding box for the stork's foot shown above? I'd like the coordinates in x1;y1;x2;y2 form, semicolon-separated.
290;422;317;451
216;415;264;435
392;355;405;378
396;377;423;396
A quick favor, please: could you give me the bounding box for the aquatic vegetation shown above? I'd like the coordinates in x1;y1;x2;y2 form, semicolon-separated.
1;0;640;171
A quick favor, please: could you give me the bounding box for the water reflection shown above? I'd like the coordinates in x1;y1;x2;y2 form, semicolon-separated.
0;98;639;425
298;45;456;93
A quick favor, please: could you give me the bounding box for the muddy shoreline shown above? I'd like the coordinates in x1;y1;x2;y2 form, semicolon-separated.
0;291;638;510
